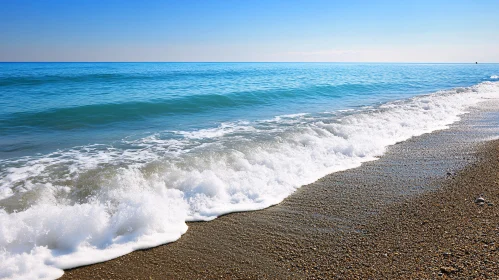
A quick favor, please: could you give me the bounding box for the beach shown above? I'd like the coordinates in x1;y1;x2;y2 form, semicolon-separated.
61;103;499;279
2;63;499;279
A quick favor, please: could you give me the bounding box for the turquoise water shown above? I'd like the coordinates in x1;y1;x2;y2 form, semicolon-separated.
1;62;499;279
1;63;497;158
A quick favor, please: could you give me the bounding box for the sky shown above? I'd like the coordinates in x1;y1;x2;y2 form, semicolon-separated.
1;0;498;62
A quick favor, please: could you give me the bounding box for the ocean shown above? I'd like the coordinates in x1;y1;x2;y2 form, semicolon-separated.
1;62;499;279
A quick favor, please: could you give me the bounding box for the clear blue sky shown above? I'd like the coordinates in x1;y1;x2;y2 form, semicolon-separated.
1;0;498;62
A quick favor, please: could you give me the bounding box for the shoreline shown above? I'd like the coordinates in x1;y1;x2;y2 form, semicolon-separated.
61;103;499;279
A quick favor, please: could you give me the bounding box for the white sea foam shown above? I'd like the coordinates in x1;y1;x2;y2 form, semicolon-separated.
172;121;255;139
0;81;498;279
491;75;499;79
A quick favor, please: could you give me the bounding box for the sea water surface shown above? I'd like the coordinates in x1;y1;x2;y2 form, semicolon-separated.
1;62;499;279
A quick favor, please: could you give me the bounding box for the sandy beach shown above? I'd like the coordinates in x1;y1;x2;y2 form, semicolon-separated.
2;2;499;279
60;105;499;279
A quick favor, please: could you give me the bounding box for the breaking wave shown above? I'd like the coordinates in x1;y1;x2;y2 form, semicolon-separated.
1;81;498;279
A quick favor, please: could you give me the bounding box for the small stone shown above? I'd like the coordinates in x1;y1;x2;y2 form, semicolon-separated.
475;196;485;204
488;202;494;206
440;266;458;274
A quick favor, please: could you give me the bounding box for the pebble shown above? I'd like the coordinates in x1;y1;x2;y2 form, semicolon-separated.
440;266;458;274
475;196;485;204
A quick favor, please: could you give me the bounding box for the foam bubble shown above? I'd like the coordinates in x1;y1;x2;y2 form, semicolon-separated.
0;81;498;279
172;121;255;139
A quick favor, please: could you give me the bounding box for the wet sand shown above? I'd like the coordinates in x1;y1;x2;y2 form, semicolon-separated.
62;108;499;279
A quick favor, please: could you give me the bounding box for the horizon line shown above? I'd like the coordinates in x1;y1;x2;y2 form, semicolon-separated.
0;61;495;64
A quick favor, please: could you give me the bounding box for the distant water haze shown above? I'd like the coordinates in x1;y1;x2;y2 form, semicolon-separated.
2;45;499;63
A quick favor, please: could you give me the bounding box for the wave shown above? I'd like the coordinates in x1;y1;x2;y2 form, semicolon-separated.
0;70;256;87
0;73;127;87
0;83;377;131
1;94;241;130
0;81;498;279
491;75;499;79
